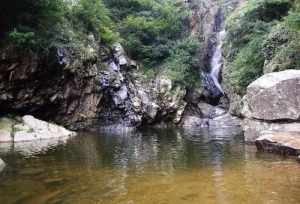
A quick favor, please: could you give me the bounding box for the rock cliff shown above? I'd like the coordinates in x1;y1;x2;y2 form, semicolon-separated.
0;41;188;130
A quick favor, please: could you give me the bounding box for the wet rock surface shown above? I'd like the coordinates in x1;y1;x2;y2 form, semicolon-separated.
255;132;300;156
242;70;300;142
0;158;5;173
242;70;300;121
0;115;76;142
243;119;300;142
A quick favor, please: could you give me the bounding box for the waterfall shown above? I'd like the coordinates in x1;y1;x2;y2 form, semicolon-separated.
209;29;226;95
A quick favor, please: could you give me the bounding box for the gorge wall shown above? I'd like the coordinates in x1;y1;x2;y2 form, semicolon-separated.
0;0;243;131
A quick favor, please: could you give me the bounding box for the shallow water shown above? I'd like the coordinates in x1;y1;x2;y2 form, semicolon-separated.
0;128;299;204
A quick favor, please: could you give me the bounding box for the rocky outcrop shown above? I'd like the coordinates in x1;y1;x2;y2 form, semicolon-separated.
255;132;300;156
182;101;242;131
243;119;300;142
0;115;76;142
0;36;105;130
242;70;300;142
0;158;5;173
189;0;242;70
0;1;246;131
242;70;300;121
0;40;188;130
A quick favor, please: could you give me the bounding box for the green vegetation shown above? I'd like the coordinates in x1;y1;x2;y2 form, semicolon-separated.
104;0;191;67
2;0;117;50
1;0;199;87
160;37;201;87
224;0;299;95
71;0;119;44
103;0;199;85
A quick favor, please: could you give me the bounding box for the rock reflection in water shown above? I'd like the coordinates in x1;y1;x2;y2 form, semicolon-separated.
0;136;71;157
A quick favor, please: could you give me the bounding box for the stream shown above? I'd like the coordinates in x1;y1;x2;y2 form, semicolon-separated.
0;128;300;204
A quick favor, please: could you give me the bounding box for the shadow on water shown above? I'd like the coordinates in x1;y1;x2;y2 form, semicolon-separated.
0;127;299;204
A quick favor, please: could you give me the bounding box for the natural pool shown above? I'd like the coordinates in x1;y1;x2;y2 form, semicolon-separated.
0;128;299;204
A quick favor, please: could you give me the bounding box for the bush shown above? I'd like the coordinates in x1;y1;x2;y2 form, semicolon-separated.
224;0;293;94
228;37;265;95
2;0;65;32
104;0;190;66
160;37;201;87
71;0;119;44
8;30;36;49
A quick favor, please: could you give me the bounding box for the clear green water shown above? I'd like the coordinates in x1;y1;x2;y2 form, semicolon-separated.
0;128;299;204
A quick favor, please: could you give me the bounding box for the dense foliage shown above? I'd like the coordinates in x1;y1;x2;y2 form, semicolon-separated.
104;0;190;66
224;0;300;95
1;0;199;86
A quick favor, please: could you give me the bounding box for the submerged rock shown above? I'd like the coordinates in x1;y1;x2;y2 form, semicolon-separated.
0;115;76;142
0;158;5;173
255;132;300;156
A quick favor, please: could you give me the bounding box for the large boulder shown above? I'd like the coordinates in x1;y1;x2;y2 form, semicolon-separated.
0;115;76;142
197;102;226;118
242;70;300;121
255;132;300;156
242;70;300;142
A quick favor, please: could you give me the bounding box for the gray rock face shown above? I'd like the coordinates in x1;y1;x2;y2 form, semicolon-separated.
209;113;241;129
113;43;128;66
0;158;5;173
242;70;300;121
255;132;300;156
182;108;242;132
0;42;189;130
197;102;226;118
243;119;300;142
242;70;300;142
0;115;76;142
182;116;209;128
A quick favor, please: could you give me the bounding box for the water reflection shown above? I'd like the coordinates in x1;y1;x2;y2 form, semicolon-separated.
0;136;71;157
0;127;299;204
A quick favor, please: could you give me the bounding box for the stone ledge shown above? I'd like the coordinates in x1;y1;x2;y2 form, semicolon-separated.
255;131;300;156
0;115;76;143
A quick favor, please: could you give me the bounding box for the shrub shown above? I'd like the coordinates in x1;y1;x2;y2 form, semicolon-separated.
71;0;119;44
8;30;36;49
224;0;292;94
160;37;201;87
104;0;190;66
228;37;265;95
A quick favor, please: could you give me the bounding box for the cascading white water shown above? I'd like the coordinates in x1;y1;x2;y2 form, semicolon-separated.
209;29;226;95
